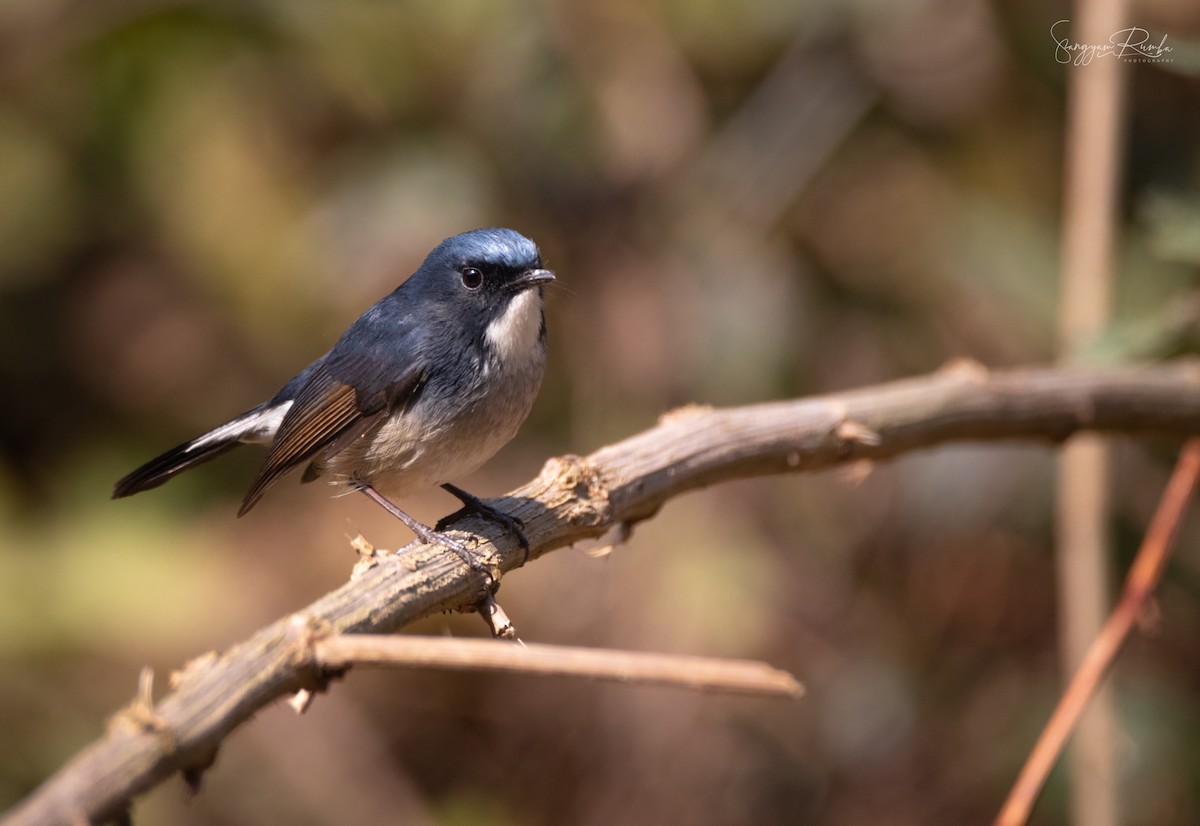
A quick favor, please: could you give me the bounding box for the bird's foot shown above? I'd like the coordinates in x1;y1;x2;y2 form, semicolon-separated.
406;520;497;589
437;483;530;564
358;485;496;594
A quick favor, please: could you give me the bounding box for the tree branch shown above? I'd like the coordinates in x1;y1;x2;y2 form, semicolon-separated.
311;633;803;697
6;360;1200;826
995;437;1200;826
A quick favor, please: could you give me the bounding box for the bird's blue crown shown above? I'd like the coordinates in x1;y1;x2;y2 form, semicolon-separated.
429;228;541;271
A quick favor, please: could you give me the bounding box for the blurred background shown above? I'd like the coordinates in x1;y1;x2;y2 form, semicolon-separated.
2;0;1200;824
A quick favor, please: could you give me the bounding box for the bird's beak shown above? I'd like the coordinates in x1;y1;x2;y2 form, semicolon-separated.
512;268;555;290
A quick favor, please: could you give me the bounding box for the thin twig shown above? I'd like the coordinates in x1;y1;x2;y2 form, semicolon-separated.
477;594;520;641
313;635;803;698
996;438;1200;826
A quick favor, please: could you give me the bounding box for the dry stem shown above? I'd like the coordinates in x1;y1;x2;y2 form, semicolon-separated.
995;438;1200;826
311;635;802;698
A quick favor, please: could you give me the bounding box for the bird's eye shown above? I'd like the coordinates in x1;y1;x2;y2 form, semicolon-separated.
461;267;483;290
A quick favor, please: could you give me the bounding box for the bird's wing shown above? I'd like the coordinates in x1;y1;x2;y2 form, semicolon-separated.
237;351;427;516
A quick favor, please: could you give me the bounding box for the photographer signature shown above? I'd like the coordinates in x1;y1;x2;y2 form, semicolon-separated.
1051;20;1172;65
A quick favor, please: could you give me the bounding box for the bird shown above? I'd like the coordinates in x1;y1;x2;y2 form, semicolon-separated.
113;227;554;574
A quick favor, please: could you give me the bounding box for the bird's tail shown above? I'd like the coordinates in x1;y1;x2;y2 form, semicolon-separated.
111;438;240;498
112;402;289;499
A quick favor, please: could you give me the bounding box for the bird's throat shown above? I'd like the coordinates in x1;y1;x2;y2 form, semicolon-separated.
485;289;543;368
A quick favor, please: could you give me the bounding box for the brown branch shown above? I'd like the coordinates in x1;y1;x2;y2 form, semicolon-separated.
5;361;1200;826
311;633;803;698
995;437;1200;826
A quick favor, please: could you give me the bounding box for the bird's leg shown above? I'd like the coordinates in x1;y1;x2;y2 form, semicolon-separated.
437;483;530;563
358;485;495;592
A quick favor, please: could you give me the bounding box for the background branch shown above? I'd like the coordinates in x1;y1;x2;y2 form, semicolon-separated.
1055;1;1130;822
997;438;1200;826
5;361;1200;826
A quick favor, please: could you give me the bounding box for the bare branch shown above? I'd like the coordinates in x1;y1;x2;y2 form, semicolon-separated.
5;361;1200;826
311;634;803;698
995;438;1200;826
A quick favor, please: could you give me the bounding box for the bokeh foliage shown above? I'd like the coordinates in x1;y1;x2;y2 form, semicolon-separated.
3;1;1200;824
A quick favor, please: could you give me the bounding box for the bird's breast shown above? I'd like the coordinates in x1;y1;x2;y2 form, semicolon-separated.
317;307;547;499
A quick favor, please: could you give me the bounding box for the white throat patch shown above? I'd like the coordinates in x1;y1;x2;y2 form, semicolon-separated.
485;289;542;365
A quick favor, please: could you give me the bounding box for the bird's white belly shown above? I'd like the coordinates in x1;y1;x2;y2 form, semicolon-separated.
317;345;545;499
353;407;525;498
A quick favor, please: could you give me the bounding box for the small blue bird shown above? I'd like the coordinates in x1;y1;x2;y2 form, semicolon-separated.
113;228;554;570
